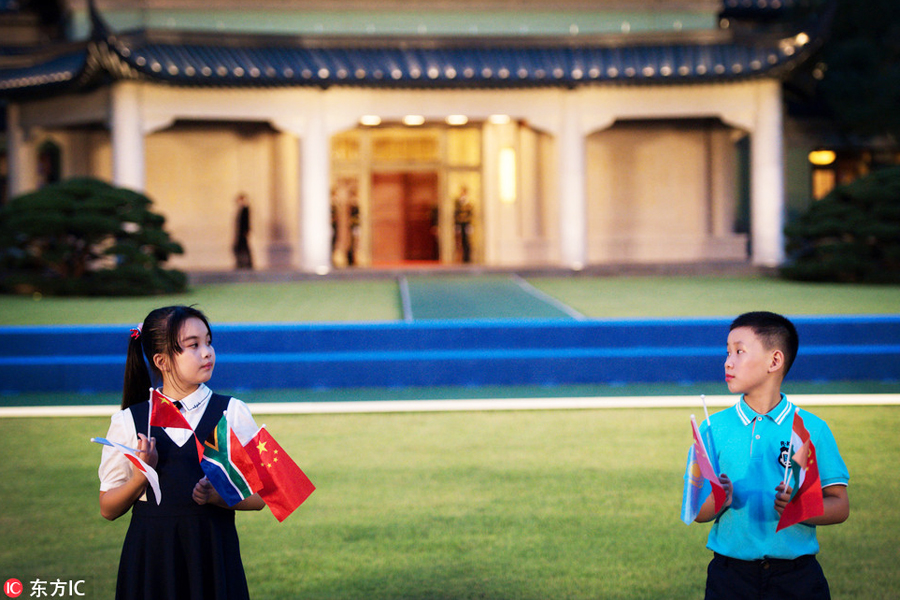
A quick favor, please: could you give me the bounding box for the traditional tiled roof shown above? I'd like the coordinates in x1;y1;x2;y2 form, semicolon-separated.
0;47;89;94
96;29;813;89
0;1;827;98
720;0;797;20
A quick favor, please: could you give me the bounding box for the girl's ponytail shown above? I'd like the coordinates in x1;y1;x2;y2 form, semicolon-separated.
121;327;151;409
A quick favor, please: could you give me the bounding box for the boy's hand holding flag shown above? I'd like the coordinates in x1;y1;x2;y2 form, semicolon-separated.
681;415;728;524
776;409;824;531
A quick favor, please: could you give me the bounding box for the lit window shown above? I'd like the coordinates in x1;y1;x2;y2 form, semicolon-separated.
499;148;517;203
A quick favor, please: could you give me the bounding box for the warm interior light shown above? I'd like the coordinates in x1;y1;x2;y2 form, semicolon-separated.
489;114;511;125
359;115;381;126
499;147;517;203
446;115;468;126
808;149;836;166
403;115;425;126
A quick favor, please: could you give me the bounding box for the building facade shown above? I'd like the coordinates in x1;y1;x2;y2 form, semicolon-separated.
1;0;825;273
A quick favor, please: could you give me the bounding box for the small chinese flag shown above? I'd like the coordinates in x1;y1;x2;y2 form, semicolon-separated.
777;410;824;531
150;389;192;430
244;427;315;522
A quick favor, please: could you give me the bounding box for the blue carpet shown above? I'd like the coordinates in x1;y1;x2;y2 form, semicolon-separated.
402;275;583;320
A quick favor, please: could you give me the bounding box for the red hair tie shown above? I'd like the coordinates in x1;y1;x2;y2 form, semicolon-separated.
130;324;142;339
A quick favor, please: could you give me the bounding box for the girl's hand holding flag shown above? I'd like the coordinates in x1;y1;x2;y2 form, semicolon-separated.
136;432;158;470
192;475;265;511
92;434;162;507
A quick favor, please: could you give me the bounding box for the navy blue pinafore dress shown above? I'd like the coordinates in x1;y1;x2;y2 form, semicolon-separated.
116;394;251;600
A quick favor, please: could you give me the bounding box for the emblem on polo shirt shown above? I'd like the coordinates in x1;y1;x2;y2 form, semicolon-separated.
778;441;791;469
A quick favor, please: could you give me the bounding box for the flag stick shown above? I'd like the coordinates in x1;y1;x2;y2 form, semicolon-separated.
147;387;153;445
781;408;797;487
782;440;793;487
691;414;714;473
690;414;704;454
700;395;720;474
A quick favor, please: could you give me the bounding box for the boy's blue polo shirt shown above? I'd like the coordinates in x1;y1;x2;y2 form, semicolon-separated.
700;394;849;560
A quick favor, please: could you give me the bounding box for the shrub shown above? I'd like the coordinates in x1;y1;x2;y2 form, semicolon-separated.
0;177;186;296
781;166;900;283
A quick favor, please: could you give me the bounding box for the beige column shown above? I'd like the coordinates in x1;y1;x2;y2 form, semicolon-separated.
750;80;785;267
558;95;587;269
110;82;146;192
6;103;40;198
272;110;331;274
267;132;298;269
299;112;332;274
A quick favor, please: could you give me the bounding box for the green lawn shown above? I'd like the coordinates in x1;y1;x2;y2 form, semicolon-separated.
529;275;900;318
1;274;898;325
0;406;896;599
1;275;898;598
0;280;402;325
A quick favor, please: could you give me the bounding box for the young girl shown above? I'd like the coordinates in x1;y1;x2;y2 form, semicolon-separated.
98;305;264;600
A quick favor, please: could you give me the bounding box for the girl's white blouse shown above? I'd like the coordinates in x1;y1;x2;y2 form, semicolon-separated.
98;384;259;495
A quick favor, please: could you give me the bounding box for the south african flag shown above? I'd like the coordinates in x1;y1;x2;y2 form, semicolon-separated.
198;413;262;507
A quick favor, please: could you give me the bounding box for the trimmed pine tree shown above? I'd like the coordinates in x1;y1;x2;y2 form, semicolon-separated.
0;177;186;295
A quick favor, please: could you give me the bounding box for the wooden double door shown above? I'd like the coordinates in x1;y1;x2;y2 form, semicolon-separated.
370;172;439;264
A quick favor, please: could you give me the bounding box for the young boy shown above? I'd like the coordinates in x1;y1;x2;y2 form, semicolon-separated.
696;311;849;600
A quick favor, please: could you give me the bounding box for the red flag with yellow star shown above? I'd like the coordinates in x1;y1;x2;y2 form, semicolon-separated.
244;427;315;522
149;389;192;430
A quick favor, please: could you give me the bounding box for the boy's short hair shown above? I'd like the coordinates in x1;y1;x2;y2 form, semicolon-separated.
730;311;800;375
